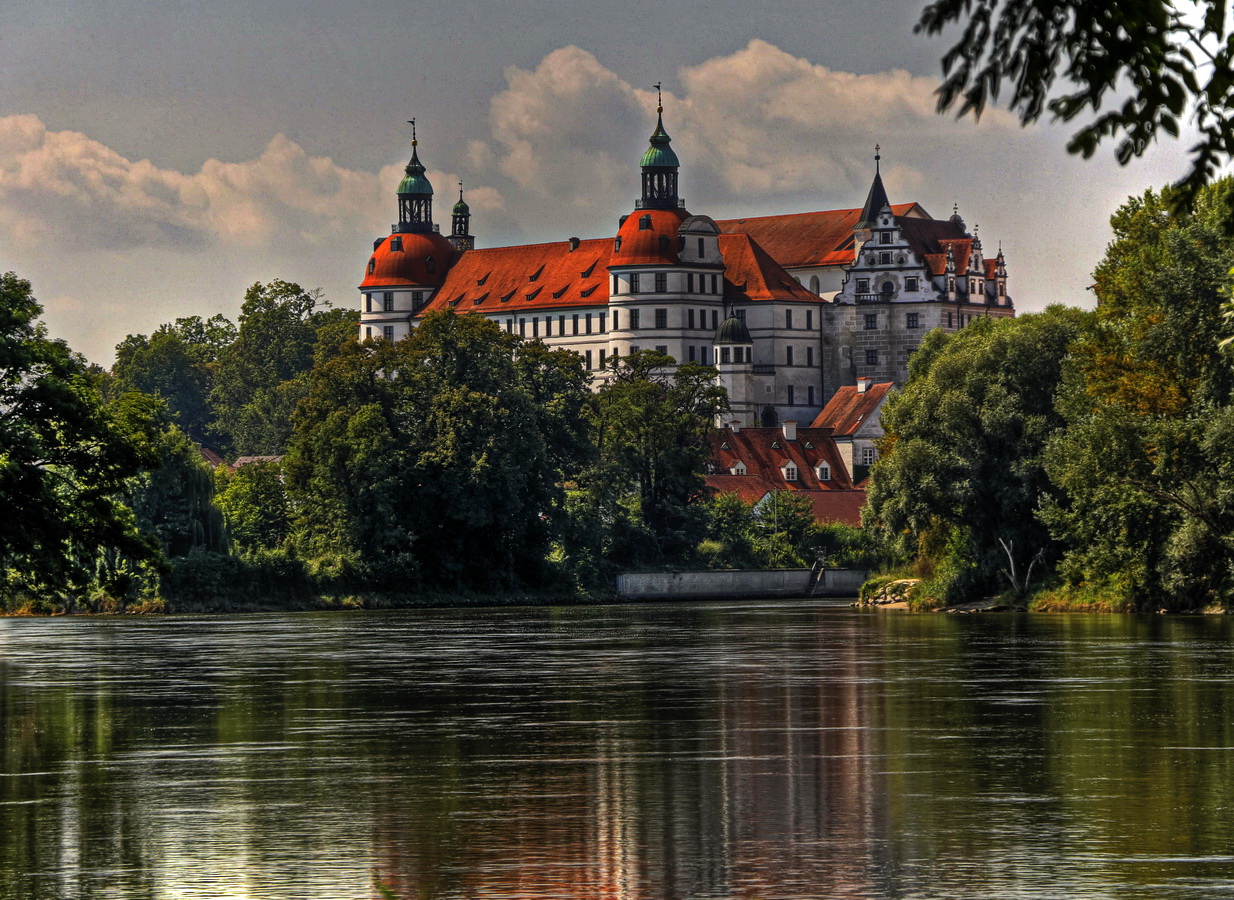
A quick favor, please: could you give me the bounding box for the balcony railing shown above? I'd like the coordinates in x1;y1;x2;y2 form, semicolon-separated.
855;292;893;303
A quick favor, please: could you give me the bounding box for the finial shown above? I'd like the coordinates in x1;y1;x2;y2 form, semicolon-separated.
408;118;417;147
654;82;663;113
953;202;959;216
459;180;464;201
874;143;881;174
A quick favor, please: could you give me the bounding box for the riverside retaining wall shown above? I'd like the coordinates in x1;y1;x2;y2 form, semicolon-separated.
615;568;868;600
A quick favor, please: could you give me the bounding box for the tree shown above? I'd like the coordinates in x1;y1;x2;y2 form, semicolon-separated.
214;460;291;554
917;0;1234;212
1042;179;1234;609
286;312;591;590
865;306;1089;603
580;351;728;566
0;272;160;601
211;281;355;456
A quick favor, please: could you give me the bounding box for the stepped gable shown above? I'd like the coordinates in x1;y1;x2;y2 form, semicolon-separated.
810;382;894;435
719;234;823;304
707;427;855;492
715;203;922;268
418;238;612;314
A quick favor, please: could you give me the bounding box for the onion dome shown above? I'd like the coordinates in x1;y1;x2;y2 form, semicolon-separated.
641;112;680;169
361;230;455;288
395;120;436;234
715;314;752;345
452;194;469;216
638;87;681;211
398;145;433;196
610;206;689;266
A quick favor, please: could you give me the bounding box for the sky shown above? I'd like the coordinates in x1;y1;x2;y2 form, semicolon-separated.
0;0;1197;364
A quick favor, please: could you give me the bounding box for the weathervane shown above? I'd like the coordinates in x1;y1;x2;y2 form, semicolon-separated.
875;143;881;174
654;82;663;113
408;118;417;147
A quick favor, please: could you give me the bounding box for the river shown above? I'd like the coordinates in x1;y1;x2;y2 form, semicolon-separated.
2;601;1234;898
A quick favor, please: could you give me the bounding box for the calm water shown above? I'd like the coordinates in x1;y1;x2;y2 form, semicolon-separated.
3;602;1234;899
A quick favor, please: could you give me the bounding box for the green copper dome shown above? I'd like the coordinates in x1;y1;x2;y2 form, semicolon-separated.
640;112;679;169
453;196;470;215
715;315;752;345
397;145;433;196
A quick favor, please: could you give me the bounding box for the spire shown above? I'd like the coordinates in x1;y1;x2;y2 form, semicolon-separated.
638;84;681;210
856;144;890;229
395;118;435;234
449;181;474;251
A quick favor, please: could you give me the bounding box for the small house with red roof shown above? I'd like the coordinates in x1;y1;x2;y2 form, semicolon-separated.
809;379;895;484
358;105;1014;424
705;420;868;526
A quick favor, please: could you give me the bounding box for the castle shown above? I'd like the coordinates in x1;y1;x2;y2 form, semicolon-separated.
358;107;1014;427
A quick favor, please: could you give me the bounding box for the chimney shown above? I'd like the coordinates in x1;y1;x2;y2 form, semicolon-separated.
782;419;797;441
568;236;580;251
729;419;741;434
856;378;871;394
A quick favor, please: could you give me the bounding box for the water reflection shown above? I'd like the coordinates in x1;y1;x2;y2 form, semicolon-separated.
3;607;1234;898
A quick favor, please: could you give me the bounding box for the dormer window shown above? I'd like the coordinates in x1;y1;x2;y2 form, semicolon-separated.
390;236;403;252
639;215;652;230
730;461;747;476
782;463;798;482
659;235;669;252
816;463;831;481
368;258;375;275
614;237;622;252
426;256;436;273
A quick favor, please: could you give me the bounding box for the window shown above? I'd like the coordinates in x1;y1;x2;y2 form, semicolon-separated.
947;312;953;327
689;345;696;361
688;309;696;329
712;310;719;330
639;214;651;230
412;291;423;308
613;275;620;295
585;349;593;370
630;273;641;293
559;314;566;334
786;310;794;329
599;312;607;333
630;309;640;329
506;318;513;333
658;235;669;252
383;325;395;342
808;385;815;406
948;277;956;293
905;277;919;291
865;349;878;366
611;311;619;330
711;274;719;294
700;345;708;365
786;346;794;366
783;463;798;481
655;308;667;329
998;282;1006;297
543;317;552;337
879;231;891;244
806;346;814;367
532;317;539;338
906;312;919;329
571;314;578;335
879;252;891;265
614;237;622;252
721;347;731;363
864;314;877;330
730;461;746;476
816;463;830;481
655;344;668;355
368;259;375;275
519;318;526;337
586;313;593;335
698;237;705;258
687;274;695;293
882;281;894;295
857;278;869;293
364;294;372;312
655;272;667;292
365;326;372;339
382;291;394;312
390;236;403;251
426;257;436;273
787;385;795;405
631;345;640;354
862;447;877;467
806;310;813;330
735;308;745;322
599;348;606;368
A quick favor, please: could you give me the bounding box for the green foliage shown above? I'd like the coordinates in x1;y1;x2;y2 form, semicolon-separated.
214;460;290;555
1043;179;1234;610
917;0;1234;216
579;350;728;566
866;306;1089;604
0;272;161;602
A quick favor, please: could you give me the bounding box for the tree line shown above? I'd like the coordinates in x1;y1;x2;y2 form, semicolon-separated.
865;177;1234;612
1;279;876;613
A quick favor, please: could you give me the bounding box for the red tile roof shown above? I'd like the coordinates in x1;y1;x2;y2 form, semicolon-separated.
809;382;894;435
419;238;613;315
360;231;457;289
715;203;922;268
708;427;856;491
803;490;867;526
719;234;824;304
610;207;689;266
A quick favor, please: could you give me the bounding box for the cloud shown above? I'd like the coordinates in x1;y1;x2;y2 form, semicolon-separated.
0;115;504;253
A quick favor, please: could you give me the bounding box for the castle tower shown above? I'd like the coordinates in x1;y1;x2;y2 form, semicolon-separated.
637;84;681;211
396;119;436;234
448;183;474;252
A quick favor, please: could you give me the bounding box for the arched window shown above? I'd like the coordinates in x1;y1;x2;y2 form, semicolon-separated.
881;281;894;295
809;275;820;294
368;258;375;275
